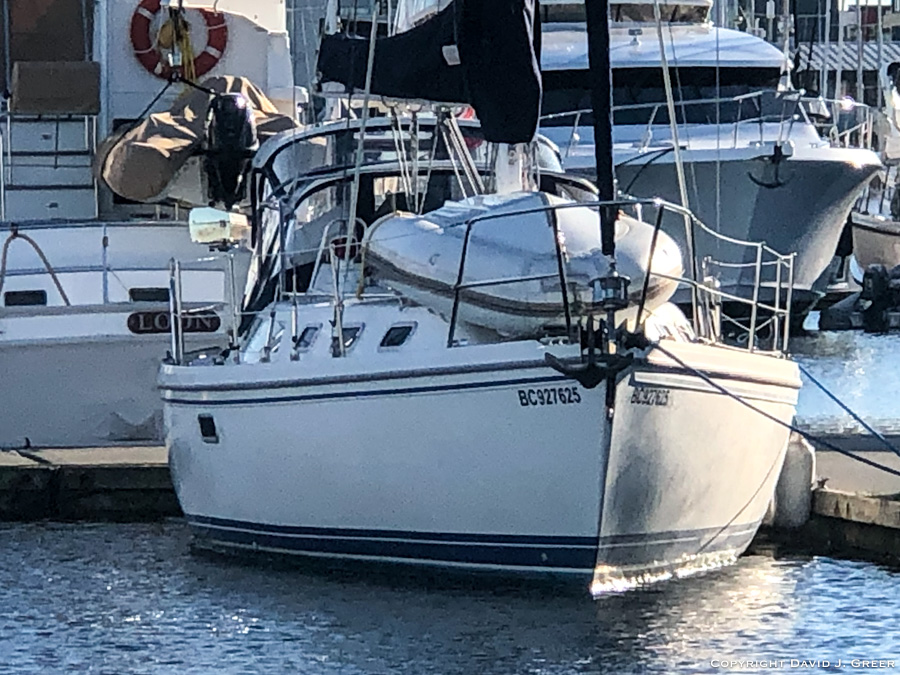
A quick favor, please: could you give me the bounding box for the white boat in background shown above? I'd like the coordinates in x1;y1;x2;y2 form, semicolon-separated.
846;75;900;280
161;0;800;592
851;199;900;275
0;0;301;448
537;0;881;319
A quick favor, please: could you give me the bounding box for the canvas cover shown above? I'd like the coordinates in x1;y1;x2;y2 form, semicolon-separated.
317;0;541;144
96;75;299;204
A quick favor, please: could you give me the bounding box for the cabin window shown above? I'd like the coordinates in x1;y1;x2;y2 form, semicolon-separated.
540;3;710;24
4;290;47;306
379;323;416;348
542;67;784;127
294;324;321;351
197;414;219;443
129;287;170;302
270;323;286;354
331;324;363;355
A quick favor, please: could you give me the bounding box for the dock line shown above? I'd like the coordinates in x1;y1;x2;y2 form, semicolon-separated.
798;364;900;458
651;343;900;479
0;438;54;466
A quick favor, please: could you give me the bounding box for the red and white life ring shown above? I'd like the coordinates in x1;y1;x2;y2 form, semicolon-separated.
129;0;228;80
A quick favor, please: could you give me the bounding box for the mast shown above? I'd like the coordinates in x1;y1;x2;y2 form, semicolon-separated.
856;0;863;103
836;0;844;103
583;0;618;257
822;0;831;98
877;0;884;110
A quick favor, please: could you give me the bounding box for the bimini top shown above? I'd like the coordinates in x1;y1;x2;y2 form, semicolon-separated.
541;22;787;70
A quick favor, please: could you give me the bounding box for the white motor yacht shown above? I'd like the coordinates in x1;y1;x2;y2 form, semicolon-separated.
538;0;882;318
0;0;302;448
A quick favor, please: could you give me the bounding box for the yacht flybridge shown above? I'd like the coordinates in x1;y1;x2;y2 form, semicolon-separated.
161;0;800;592
539;0;881;319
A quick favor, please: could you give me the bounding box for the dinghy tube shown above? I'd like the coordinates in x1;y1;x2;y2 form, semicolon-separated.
365;191;683;337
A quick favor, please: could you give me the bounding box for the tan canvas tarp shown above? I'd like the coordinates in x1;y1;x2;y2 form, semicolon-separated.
95;75;299;203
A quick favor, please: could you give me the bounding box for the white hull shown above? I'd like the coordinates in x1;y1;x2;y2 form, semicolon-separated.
851;212;900;272
0;220;246;447
0;319;224;448
542;124;881;305
161;309;799;587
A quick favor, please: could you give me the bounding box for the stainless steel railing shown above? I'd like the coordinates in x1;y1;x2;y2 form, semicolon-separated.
442;197;794;354
165;196;795;366
541;89;883;157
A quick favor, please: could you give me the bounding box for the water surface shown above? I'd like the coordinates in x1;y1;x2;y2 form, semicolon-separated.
792;328;900;434
1;522;897;674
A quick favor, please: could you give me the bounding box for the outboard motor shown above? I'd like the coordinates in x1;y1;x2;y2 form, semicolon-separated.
859;264;891;333
204;93;259;209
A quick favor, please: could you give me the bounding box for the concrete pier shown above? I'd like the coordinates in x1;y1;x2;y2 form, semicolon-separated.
754;438;900;564
0;446;177;521
757;488;900;565
815;449;900;495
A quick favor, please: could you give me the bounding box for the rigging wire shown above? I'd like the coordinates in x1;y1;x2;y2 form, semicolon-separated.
714;5;722;237
341;2;381;299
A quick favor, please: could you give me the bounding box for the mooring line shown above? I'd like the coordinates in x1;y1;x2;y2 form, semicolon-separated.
798;364;900;458
651;343;900;479
0;438;53;466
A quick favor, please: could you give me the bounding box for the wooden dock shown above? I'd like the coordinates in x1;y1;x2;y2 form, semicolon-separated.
0;446;177;520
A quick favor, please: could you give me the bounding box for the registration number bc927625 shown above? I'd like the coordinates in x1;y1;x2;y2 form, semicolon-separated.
517;386;582;407
630;387;671;406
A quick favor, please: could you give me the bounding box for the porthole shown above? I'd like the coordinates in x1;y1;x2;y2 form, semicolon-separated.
197;414;219;443
293;324;321;351
129;287;170;302
4;290;47;306
331;324;364;355
379;322;416;348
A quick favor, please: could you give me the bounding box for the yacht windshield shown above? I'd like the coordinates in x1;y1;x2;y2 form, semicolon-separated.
542;66;784;126
540;3;710;24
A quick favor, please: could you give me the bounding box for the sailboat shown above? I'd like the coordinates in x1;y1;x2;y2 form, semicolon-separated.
160;0;800;592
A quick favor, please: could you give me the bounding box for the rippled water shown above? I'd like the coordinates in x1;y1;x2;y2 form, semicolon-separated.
792;327;900;434
1;522;898;674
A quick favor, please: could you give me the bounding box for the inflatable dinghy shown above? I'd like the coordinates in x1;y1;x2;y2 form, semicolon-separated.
365;191;683;337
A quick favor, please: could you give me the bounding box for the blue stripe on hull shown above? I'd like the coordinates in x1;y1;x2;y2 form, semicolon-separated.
185;516;760;574
164;365;796;407
165;375;570;406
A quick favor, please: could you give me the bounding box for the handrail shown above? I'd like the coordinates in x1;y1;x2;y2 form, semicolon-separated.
542;89;882;154
440;197;794;353
164;197;794;363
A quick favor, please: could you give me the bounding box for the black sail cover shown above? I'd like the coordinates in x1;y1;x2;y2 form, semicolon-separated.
317;0;541;144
